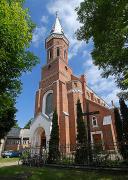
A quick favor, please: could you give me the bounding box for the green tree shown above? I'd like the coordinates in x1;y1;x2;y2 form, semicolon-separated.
76;0;128;96
114;108;123;142
75;99;88;164
48;110;60;163
0;97;17;139
0;0;38;138
13;121;20;128
119;98;128;159
114;107;124;157
119;99;128;142
24;118;33;129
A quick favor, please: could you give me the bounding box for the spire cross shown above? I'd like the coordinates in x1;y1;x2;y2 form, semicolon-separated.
56;11;58;17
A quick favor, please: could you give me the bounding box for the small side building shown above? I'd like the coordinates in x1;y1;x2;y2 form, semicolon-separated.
4;128;30;151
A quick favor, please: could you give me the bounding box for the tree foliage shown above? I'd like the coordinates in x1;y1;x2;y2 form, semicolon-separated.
114;107;125;158
13;121;20;128
24;118;33;129
48;110;60;163
75;99;88;164
119;98;128;142
119;98;128;159
76;99;87;144
0;0;38;97
0;96;17;139
0;0;38;139
76;0;128;96
114;108;123;143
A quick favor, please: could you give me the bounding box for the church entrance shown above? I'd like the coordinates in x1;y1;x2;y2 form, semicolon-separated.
34;127;46;149
40;130;46;148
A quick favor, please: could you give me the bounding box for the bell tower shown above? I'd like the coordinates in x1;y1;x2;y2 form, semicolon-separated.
34;13;72;148
45;13;69;65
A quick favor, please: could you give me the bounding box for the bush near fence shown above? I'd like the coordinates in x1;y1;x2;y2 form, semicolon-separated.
20;142;128;168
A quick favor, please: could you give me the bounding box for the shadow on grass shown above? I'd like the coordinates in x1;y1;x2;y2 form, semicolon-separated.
0;166;127;180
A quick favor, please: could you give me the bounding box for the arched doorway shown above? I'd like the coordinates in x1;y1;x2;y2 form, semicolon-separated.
40;130;46;148
34;127;46;149
30;114;51;156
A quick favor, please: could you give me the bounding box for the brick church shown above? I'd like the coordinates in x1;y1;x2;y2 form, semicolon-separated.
30;14;117;150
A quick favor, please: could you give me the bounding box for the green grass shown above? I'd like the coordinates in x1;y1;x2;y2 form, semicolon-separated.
0;157;19;163
0;166;127;180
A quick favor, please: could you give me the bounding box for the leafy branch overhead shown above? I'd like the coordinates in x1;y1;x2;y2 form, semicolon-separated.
0;0;39;139
0;0;38;96
76;0;128;96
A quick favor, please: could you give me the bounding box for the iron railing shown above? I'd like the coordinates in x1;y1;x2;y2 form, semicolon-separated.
19;142;128;168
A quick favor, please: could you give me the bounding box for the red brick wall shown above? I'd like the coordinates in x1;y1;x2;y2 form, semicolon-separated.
34;34;117;150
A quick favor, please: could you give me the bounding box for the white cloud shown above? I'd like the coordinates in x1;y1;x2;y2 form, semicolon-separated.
46;0;120;106
41;15;48;24
47;0;84;59
32;26;46;47
83;53;120;106
82;50;89;57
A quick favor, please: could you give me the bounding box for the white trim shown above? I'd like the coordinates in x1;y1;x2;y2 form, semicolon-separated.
40;80;58;92
30;114;52;148
103;115;112;125
63;111;69;116
67;88;82;94
91;131;104;144
42;90;53;117
46;34;69;45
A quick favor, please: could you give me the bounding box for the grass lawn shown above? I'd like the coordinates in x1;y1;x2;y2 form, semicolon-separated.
0;166;127;180
0;157;19;163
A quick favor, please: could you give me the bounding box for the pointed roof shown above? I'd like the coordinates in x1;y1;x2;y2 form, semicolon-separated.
51;12;64;35
46;12;69;45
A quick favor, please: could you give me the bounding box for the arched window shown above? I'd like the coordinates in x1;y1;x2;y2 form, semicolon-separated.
45;93;53;116
57;47;60;57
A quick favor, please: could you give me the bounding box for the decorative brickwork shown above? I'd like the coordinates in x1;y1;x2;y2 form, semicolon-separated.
31;14;117;150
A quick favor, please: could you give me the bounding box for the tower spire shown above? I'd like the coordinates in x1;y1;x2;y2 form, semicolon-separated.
51;12;64;34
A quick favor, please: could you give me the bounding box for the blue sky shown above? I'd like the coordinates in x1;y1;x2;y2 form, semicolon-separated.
16;0;120;128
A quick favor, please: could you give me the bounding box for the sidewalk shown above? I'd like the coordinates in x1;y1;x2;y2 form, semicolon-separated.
0;161;20;168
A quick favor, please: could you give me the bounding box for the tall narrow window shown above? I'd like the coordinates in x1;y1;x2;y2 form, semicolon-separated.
48;50;52;59
92;116;98;127
64;50;66;59
45;93;53;116
57;47;60;57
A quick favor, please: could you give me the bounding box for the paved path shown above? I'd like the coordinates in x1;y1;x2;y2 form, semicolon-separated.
0;161;21;168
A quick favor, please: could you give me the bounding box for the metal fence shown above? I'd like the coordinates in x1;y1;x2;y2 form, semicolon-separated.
20;142;128;168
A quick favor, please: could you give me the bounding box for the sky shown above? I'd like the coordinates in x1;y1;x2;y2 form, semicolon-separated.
16;0;120;128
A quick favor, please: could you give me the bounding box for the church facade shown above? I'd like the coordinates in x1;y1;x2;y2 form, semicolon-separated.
30;15;117;150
